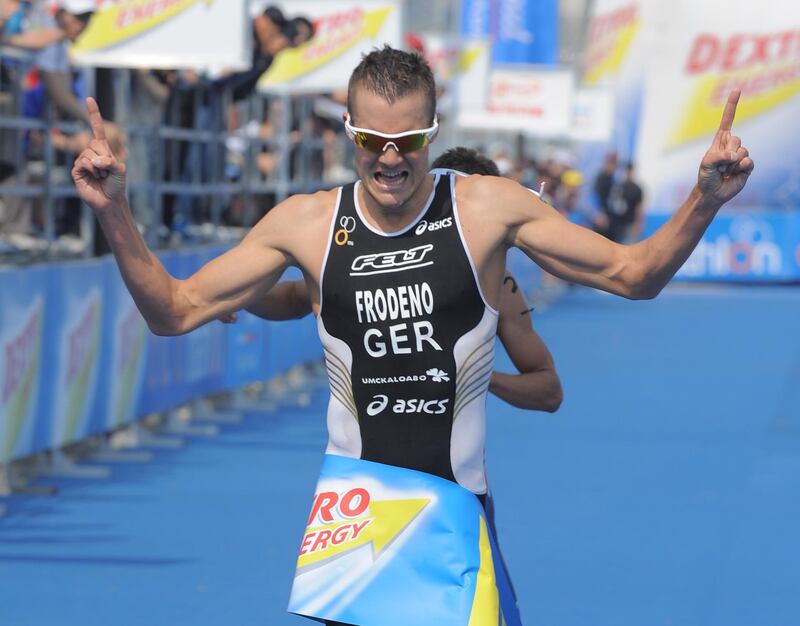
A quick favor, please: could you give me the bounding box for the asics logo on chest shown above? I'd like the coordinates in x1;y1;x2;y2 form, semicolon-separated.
415;217;453;236
366;394;450;417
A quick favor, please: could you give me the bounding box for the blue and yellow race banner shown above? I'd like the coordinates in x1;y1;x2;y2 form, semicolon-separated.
257;1;402;94
70;0;248;71
635;0;800;217
289;454;522;626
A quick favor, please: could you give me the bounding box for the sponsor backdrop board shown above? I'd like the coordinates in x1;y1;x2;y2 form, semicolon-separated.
648;212;800;283
635;0;800;215
458;66;575;136
0;251;322;465
419;34;491;115
0;267;47;464
460;0;558;65
69;0;250;71
257;1;403;94
43;261;105;450
581;0;646;158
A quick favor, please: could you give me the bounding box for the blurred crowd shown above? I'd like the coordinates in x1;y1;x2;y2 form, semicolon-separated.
0;1;355;254
468;143;644;244
1;1;645;257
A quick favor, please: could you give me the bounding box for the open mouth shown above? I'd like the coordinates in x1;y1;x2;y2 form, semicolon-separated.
374;171;408;187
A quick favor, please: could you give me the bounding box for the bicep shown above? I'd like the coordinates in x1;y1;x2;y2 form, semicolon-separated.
512;205;637;297
178;231;292;331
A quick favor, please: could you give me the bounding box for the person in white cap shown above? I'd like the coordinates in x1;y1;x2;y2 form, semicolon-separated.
21;0;95;125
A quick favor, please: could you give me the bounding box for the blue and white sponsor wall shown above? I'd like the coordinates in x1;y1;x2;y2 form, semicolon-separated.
575;0;800;282
0;248;321;464
460;0;558;65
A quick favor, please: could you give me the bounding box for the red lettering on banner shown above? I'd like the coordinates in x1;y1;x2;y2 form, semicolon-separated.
339;488;369;518
587;3;638;42
298;519;374;556
349;519;370;540
2;311;40;403
687;34;719;73
686;30;800;74
711;63;800;102
307;488;372;525
309;529;332;552
308;491;338;525
116;0;186;30
313;8;362;38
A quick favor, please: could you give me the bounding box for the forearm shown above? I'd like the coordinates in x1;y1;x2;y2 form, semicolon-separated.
6;28;63;50
489;369;563;412
96;200;184;335
629;186;721;297
245;280;311;321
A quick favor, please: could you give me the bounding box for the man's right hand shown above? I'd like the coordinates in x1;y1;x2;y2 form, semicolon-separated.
71;97;127;212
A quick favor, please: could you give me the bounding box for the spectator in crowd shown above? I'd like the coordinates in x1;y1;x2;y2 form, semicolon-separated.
287;16;314;47
555;168;584;219
221;6;314;104
606;162;645;243
592;149;617;233
26;0;94;125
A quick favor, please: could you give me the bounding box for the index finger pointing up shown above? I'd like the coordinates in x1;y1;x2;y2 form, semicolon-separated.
719;88;741;132
86;97;106;141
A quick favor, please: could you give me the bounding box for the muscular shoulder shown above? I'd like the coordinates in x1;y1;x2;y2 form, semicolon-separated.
454;174;550;231
247;188;338;255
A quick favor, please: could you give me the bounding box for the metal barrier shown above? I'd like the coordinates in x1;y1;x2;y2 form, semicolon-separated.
0;55;354;262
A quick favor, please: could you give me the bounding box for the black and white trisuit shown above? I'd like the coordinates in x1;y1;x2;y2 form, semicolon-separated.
317;170;498;496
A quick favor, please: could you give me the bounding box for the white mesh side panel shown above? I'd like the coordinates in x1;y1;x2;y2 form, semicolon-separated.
316;315;361;458
451;307;498;494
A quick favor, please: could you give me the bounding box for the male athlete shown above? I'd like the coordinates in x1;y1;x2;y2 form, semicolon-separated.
229;146;563;412
72;46;752;624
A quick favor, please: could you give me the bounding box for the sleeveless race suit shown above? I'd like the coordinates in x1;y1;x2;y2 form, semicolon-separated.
317;171;498;495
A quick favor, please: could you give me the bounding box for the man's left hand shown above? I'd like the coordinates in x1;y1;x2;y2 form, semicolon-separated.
697;88;755;205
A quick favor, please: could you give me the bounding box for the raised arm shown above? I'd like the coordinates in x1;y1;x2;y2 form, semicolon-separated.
71;98;295;335
493;89;753;299
3;28;64;50
490;274;563;412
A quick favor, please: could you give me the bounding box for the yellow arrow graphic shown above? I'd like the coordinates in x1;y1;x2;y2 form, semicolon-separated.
72;0;213;54
583;18;640;86
297;497;429;571
467;516;500;626
260;7;393;87
457;43;485;74
669;65;800;147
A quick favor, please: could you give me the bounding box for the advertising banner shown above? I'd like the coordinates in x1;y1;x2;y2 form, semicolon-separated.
137;251;182;416
224;310;271;389
288;454;522;626
648;212;800;282
460;0;558;65
101;261;148;431
44;261;105;449
458;66;575;136
570;87;615;142
635;0;800;214
70;0;250;71
419;35;491;114
258;1;403;93
180;248;226;399
578;0;647;188
0;267;47;464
